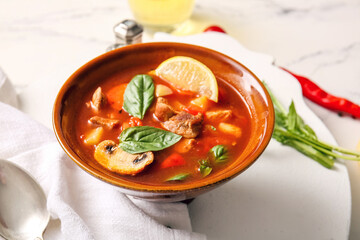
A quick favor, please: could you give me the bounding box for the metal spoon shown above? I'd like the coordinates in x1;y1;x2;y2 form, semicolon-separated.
0;159;49;240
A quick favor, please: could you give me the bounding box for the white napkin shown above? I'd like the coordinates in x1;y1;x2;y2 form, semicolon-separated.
0;69;18;108
0;68;206;240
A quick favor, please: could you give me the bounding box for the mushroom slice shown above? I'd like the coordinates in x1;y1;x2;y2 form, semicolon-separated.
94;140;154;175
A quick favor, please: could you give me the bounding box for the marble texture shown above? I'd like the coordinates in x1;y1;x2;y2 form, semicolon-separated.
0;0;359;239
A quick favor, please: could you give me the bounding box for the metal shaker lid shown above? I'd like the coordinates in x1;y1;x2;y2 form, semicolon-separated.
113;19;143;45
107;19;143;51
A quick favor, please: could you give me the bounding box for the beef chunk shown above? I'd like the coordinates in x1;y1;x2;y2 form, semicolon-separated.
154;97;203;138
205;110;232;121
162;111;203;138
92;87;107;112
154;97;177;122
89;116;120;129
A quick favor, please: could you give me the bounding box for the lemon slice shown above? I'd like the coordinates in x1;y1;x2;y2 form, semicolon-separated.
155;56;218;102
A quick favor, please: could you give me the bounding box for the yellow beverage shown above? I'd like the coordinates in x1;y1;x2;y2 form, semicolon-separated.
128;0;195;31
357;140;360;166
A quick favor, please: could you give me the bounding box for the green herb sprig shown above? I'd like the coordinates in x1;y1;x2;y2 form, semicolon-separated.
210;145;228;163
264;82;360;168
166;173;190;181
198;159;212;177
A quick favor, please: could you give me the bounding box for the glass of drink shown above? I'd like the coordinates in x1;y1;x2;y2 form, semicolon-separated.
128;0;195;32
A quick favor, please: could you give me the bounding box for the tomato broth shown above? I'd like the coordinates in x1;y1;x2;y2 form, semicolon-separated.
76;70;252;186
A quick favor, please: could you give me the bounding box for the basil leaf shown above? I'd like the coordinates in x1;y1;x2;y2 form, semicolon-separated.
198;159;212;177
166;173;190;181
119;126;182;154
210;145;228;163
123;74;154;119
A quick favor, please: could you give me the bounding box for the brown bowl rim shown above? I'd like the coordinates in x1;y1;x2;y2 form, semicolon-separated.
53;42;274;193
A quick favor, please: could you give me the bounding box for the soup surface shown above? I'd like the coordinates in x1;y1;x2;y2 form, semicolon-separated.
76;63;252;186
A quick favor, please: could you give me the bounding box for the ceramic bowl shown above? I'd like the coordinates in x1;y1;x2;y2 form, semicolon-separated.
53;42;274;202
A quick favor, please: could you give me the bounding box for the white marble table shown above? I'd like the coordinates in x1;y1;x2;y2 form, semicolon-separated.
1;0;359;239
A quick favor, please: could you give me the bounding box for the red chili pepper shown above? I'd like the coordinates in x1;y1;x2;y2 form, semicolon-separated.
281;68;360;118
202;26;360;118
203;25;226;33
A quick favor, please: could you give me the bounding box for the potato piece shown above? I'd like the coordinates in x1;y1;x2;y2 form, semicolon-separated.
190;96;210;111
155;84;173;97
94;140;154;175
84;127;104;145
218;123;242;138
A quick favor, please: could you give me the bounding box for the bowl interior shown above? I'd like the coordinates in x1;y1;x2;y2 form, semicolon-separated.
53;42;274;193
